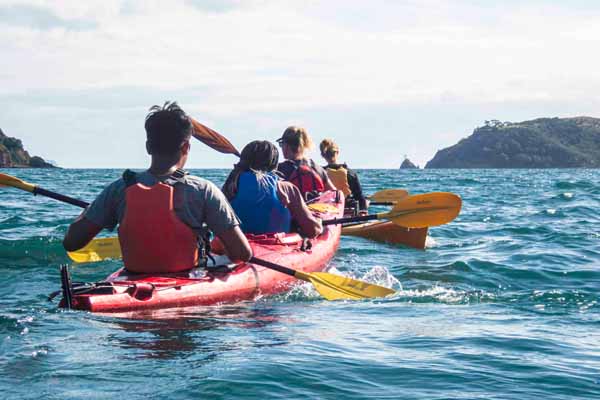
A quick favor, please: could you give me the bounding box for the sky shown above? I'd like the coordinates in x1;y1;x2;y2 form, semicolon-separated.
1;0;600;168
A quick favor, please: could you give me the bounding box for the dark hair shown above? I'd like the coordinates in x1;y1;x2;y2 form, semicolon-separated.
222;140;279;200
145;101;192;155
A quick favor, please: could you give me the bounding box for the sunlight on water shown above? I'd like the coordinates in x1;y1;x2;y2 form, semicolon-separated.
1;168;599;399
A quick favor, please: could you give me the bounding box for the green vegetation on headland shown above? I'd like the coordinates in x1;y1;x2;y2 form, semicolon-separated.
425;117;600;168
0;128;55;168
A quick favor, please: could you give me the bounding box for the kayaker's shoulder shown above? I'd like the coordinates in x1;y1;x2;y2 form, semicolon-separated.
99;175;127;193
181;174;224;195
277;159;294;171
275;179;301;204
181;173;210;186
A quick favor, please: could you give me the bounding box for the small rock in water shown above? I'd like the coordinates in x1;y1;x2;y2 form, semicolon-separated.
399;158;419;169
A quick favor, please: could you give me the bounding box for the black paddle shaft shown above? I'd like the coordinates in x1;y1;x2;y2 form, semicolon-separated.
250;257;296;277
323;214;377;226
34;187;89;209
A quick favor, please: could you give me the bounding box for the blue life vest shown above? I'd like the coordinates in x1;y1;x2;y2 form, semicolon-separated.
230;171;292;234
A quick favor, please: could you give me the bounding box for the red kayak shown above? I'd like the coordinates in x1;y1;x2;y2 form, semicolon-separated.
60;191;344;313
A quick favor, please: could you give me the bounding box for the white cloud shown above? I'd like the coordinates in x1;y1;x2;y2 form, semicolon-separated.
1;0;600;167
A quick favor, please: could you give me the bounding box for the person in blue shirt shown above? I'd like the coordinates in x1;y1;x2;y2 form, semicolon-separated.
223;140;322;237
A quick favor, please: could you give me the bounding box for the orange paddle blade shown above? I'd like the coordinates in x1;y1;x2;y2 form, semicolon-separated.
368;189;409;203
190;118;240;157
382;192;462;228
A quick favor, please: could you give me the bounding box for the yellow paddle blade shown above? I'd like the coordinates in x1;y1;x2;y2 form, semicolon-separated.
379;192;462;228
308;203;340;214
67;237;122;263
295;271;396;300
0;173;36;192
368;189;409;203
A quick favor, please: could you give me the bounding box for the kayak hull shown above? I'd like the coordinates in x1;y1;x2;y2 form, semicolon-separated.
65;191;344;313
342;220;428;249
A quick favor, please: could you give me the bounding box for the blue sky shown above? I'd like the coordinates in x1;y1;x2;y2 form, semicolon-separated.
1;0;599;168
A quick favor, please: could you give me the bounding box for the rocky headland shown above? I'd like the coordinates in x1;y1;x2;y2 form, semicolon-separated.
400;158;418;169
0;128;55;168
426;117;600;168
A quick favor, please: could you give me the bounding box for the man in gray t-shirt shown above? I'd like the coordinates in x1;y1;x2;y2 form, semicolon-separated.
63;102;252;271
84;171;239;237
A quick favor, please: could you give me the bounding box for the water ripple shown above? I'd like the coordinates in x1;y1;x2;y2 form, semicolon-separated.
1;168;599;399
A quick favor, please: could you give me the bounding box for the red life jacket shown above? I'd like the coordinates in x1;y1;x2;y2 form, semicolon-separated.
118;170;198;273
287;160;325;195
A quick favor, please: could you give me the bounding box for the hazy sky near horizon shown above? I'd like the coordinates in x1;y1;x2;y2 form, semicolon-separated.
1;0;600;168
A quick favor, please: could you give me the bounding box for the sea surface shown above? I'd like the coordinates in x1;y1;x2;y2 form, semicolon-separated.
1;168;599;399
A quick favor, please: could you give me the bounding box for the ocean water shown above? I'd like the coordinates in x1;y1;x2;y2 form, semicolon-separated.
0;168;599;399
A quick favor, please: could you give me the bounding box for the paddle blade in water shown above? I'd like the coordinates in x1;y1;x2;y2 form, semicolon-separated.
384;192;462;228
67;237;122;263
190;118;241;157
295;271;396;300
369;189;409;203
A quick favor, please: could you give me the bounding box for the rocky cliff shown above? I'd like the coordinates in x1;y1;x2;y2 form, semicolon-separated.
425;117;600;168
0;128;55;168
400;158;418;169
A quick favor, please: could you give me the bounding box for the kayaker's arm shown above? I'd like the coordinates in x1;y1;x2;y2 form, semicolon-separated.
200;181;252;262
277;181;323;238
324;177;337;192
62;178;121;252
63;214;103;252
217;225;253;262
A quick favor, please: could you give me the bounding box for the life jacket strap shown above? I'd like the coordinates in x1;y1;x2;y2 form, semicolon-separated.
123;169;138;187
122;168;189;187
170;168;188;182
197;231;213;269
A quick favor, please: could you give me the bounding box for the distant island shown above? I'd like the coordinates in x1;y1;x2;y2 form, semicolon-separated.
400;158;418;169
0;128;55;168
426;117;600;168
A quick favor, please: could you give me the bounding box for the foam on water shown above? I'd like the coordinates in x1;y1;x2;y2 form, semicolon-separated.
1;168;599;399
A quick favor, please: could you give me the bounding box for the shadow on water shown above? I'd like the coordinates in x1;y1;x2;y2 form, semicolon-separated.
93;303;287;361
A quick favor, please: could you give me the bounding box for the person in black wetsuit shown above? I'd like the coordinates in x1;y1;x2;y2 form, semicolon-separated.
319;138;368;215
